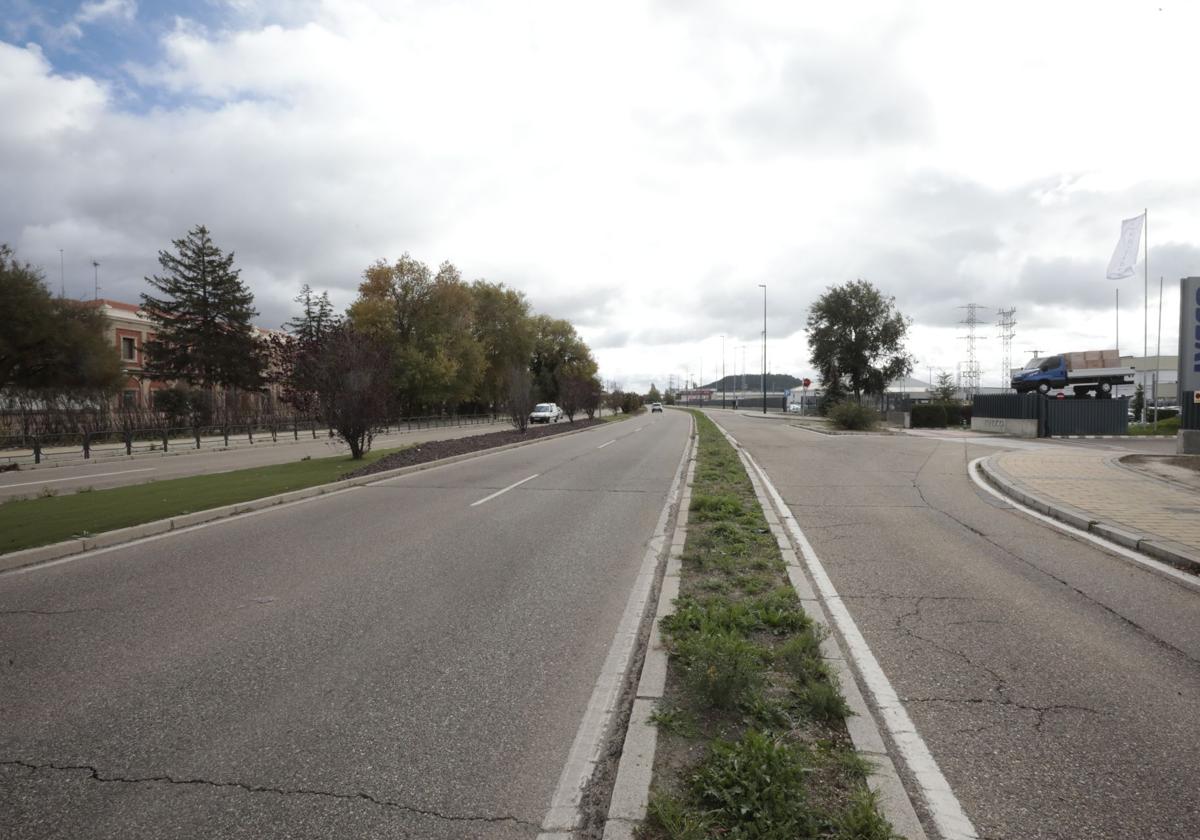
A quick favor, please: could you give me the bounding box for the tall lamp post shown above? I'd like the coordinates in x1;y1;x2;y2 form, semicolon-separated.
720;334;726;409
758;284;767;414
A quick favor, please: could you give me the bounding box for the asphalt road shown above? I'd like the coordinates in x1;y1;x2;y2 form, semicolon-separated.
0;420;519;501
0;410;690;839
712;411;1200;840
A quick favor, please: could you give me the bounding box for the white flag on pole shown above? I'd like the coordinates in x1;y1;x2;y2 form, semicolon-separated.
1105;213;1145;279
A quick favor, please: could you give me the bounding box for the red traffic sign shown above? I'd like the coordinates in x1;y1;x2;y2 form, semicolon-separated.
802;378;812;388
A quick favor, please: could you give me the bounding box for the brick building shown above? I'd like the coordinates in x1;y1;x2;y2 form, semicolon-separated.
85;299;283;412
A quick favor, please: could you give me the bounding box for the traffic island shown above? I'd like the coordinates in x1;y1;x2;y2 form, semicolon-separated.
620;410;903;839
976;451;1200;578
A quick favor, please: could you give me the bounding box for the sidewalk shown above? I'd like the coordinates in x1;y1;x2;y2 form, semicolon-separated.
979;449;1200;575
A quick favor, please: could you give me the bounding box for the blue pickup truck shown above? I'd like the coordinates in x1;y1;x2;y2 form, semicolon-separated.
1011;351;1134;397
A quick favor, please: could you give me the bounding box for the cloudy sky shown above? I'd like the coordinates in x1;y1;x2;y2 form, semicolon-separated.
3;0;1197;391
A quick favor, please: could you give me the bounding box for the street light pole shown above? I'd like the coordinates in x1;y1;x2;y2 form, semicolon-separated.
721;334;726;410
758;284;767;414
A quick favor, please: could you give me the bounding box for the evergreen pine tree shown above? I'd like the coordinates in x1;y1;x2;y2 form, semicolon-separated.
286;284;337;344
141;225;264;390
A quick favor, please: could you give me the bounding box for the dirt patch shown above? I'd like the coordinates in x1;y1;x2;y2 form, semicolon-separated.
343;418;606;479
1120;454;1200;491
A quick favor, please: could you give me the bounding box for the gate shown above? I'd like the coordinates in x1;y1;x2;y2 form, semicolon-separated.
973;393;1129;437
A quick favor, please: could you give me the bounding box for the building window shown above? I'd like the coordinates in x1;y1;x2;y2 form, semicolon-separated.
122;389;138;409
121;336;136;361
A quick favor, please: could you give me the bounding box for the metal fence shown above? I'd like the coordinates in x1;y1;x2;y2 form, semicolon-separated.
973;393;1129;437
0;413;502;467
973;393;1041;420
1043;396;1129;437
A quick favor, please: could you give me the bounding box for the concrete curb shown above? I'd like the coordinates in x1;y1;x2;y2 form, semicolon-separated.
0;421;610;575
601;416;697;840
976;455;1200;576
791;423;895;437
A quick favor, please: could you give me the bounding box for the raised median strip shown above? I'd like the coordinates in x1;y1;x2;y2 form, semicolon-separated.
601;408;923;839
0;419;614;574
975;455;1200;578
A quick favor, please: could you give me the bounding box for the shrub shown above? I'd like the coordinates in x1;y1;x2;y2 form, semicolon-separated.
690;493;745;522
775;629;828;682
796;678;852;722
827;402;879;430
833;790;899;840
676;631;766;708
910;403;948;428
690;731;818;836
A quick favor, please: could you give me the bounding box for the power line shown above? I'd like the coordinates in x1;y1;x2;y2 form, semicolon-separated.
957;303;988;397
996;307;1016;390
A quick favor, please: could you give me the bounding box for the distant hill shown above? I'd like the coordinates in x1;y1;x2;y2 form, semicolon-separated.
700;374;804;391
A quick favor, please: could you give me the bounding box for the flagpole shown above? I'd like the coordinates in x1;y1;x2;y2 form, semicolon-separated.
1115;288;1119;355
1153;275;1163;431
1143;209;1148;374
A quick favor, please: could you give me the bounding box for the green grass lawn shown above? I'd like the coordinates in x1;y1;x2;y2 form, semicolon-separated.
0;446;406;555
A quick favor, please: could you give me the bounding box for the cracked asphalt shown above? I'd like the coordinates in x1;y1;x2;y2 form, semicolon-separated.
710;411;1200;840
0;411;690;839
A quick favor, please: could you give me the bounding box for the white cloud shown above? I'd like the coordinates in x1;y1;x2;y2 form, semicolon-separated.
76;0;137;26
2;0;1199;391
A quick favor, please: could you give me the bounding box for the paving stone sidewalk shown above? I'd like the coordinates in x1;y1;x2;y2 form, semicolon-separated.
981;449;1200;574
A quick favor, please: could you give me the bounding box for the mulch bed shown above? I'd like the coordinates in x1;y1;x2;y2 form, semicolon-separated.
344;418;605;479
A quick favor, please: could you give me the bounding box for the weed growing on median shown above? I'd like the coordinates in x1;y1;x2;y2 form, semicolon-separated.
642;410;895;840
834;790;902;839
649;704;700;738
675;631;767;709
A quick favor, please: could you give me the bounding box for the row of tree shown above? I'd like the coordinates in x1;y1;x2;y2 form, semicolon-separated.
1;226;603;456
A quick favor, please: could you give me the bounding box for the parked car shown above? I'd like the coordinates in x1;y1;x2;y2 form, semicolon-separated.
787;403;803;414
651;402;663;413
529;402;562;423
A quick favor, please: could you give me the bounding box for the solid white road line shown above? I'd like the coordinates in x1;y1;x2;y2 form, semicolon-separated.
537;416;695;837
968;457;1200;593
469;474;540;507
711;418;979;840
597;440;615;449
1;467;156;489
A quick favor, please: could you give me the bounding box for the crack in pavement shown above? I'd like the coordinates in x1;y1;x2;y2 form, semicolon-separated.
0;759;541;830
902;446;1200;667
890;597;1012;701
901;697;1101;732
0;607;105;617
840;593;984;603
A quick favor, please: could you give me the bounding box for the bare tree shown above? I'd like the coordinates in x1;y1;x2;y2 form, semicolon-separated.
507;365;535;432
558;373;588;422
312;325;392;458
582;377;602;420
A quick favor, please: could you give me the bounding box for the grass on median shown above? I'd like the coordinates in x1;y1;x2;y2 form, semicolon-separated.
0;446;407;555
642;410;898;840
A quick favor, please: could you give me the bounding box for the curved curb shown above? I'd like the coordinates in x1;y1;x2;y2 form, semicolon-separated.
0;421;611;575
975;455;1200;577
